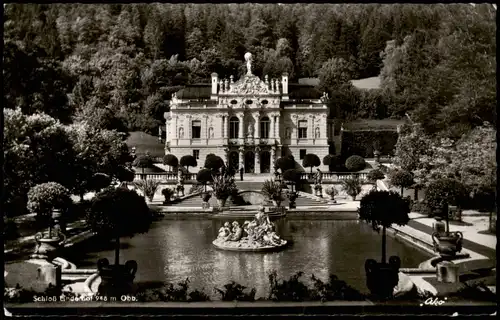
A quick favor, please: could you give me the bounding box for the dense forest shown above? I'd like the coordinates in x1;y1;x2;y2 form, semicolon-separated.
3;3;496;138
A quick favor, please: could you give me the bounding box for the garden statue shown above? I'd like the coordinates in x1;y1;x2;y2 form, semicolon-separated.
247;123;254;138
212;207;287;251
314;169;322;185
244;52;253;75
315;127;320;138
218;222;232;240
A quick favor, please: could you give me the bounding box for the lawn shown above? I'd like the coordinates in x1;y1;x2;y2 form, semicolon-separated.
350;76;381;90
126;131;165;157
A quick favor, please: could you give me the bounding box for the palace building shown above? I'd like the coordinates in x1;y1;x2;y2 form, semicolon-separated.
164;53;333;174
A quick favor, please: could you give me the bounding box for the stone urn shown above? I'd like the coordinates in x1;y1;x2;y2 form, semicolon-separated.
374;150;381;163
314;184;323;197
32;232;66;260
432;231;463;258
217;198;227;208
201;192;212;203
176;184;185;197
97;258;138;297
365;256;401;299
287;191;298;209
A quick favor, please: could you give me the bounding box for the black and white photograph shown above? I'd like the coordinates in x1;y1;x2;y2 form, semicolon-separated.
2;2;497;317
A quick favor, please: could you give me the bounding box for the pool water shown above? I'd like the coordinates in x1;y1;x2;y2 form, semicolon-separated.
70;218;432;299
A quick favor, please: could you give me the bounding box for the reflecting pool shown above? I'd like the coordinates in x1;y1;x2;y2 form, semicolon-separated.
70;218;432;299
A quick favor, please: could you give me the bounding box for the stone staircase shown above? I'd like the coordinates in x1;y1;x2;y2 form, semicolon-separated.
171;191;329;208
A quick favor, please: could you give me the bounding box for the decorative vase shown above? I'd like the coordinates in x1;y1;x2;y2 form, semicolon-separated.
202;193;212;203
365;256;401;299
97;258;138;297
217;198;227;208
432;232;463;258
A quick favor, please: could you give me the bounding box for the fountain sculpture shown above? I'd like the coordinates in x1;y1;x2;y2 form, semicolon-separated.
212;207;288;252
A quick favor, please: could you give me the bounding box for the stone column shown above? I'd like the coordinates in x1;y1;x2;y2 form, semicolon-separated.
204;115;208;142
239;146;245;170
255;146;261;174
270;115;275;139
254;114;260;140
221;116;225;138
238;113;244;141
276;115;281;139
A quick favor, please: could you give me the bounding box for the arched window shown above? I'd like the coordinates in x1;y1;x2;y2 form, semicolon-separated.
229;116;239;139
260;116;270;139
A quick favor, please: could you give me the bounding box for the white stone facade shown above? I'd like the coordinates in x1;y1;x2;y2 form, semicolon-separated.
164;55;331;173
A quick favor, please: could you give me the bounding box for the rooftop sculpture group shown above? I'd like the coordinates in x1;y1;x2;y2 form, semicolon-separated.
213;207;287;251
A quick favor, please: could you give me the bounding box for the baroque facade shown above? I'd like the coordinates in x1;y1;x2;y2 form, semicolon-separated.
164;53;332;174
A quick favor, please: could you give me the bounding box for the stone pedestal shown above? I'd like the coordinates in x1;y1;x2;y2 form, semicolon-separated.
97;258;137;297
436;261;459;283
31;233;65;261
37;264;62;290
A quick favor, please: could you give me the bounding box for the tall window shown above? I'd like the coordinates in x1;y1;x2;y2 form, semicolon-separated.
260;116;270;139
300;149;307;160
229;116;239;138
193;150;200;159
192;120;201;139
298;120;308;139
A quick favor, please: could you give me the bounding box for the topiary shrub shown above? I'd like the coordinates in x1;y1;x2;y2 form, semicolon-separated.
133;154;154;173
27;182;72;238
163;154;179;171
359;190;410;263
323;154;343;171
282;169;301;192
275;155;295;172
345;155;366;172
302;154;321;173
180;155;197;172
89;173;112;192
388;169;414;196
204;155;224;173
425;178;469;234
86;188;153;263
196;168;214;192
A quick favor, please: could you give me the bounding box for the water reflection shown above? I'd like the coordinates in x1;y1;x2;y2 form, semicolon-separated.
75;219;432;299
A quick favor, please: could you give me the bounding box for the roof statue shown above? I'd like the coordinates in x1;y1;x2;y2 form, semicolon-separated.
244;52;253;76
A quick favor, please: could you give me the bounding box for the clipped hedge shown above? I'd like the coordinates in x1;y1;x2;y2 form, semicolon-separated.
341;130;399;158
345;155;366;172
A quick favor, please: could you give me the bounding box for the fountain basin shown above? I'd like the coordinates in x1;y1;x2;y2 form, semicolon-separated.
212;238;288;252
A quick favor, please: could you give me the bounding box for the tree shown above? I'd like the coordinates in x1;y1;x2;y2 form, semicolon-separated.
282;169;301;192
180;155;197;172
27;182;72;238
275;155;295;172
3;109;77;217
388;169;414;196
345;155;366;172
317;57;352;96
133;154;154;174
86;188;153;265
425;178;468;234
3;41;73;124
323;155;342;172
367;169;385;191
302;154;321;174
196;168;214;192
341;175;363;201
359;190;410;263
204;155;224;173
89;173;112;193
163;154;179;171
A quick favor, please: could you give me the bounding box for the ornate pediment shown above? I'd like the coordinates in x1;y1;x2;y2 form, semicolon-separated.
226;75;271;96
